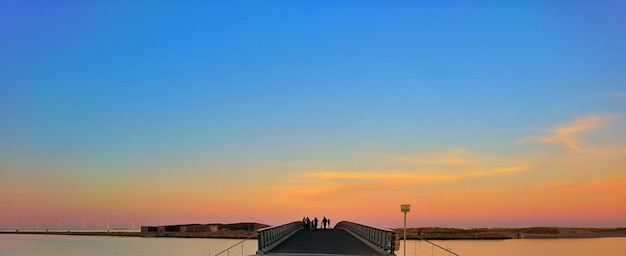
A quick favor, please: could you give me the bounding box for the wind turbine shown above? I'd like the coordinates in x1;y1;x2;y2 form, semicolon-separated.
130;214;136;230
35;216;43;230
58;217;63;231
82;217;86;230
11;217;20;231
106;214;112;232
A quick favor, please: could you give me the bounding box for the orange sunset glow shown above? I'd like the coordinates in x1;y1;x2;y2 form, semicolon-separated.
2;2;625;231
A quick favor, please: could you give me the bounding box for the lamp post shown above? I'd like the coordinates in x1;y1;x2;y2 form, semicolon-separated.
401;204;410;256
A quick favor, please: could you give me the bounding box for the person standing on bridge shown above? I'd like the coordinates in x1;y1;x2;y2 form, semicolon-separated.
322;217;327;229
328;218;331;228
313;217;318;230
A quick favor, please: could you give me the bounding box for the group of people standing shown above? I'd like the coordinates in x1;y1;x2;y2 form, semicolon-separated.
302;216;331;230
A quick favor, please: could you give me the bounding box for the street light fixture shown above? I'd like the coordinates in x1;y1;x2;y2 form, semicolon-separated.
401;204;410;256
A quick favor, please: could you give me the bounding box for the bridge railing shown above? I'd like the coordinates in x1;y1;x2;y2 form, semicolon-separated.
257;221;302;254
336;221;397;255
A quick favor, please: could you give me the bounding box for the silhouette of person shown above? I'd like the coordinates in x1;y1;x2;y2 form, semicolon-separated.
328;218;331;228
322;217;327;229
313;217;318;230
306;217;310;230
303;217;307;229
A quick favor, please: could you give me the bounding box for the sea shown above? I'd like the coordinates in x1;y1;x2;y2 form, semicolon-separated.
1;233;625;256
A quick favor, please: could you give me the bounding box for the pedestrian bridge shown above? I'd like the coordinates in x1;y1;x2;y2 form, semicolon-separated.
257;221;397;256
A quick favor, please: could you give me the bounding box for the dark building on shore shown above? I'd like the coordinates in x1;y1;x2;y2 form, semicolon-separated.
140;222;269;237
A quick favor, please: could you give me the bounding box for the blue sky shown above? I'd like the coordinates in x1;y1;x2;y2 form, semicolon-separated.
1;1;625;229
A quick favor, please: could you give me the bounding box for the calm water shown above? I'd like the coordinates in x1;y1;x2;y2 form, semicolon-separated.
1;234;625;256
0;234;258;256
397;238;626;256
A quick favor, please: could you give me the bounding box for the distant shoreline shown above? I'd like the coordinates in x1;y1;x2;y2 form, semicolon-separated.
0;230;256;239
391;227;626;240
0;231;141;237
3;227;626;240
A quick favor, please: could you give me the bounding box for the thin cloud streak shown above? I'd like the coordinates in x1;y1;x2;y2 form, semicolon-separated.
608;92;626;99
304;171;415;180
257;159;303;168
527;175;626;194
286;180;415;198
360;140;381;147
373;147;472;166
273;166;530;200
516;114;619;150
304;166;529;182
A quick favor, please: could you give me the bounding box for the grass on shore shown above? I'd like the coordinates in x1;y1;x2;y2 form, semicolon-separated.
392;227;626;238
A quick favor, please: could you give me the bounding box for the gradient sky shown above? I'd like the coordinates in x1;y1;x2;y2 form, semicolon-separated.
1;1;625;230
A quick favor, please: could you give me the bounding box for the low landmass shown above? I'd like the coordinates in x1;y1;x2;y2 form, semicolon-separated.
4;225;626;240
0;222;268;239
0;230;141;237
392;227;626;240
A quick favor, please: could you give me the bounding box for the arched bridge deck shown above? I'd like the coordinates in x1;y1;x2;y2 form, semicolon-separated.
269;229;383;255
257;221;397;256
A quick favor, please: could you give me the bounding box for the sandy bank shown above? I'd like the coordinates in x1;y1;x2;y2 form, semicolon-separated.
392;227;626;240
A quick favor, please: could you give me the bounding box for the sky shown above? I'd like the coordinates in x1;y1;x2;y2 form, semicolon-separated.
1;1;625;230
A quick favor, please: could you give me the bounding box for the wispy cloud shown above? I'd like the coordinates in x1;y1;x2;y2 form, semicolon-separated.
304;171;415;180
303;166;528;183
257;159;302;168
249;145;534;202
274;166;530;199
607;92;626;99
461;166;530;178
374;147;471;166
529;175;626;194
516;114;619;150
280;180;416;199
360;140;381;147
